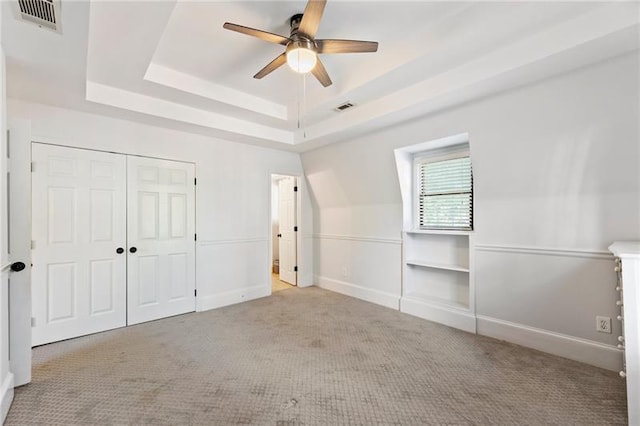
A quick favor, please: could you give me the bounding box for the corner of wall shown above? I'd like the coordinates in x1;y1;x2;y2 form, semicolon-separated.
0;372;14;423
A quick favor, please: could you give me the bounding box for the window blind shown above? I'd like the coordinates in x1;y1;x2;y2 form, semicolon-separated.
418;156;473;230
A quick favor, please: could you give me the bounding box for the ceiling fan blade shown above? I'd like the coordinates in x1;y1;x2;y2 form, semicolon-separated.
298;0;326;38
254;53;287;79
311;58;332;87
316;39;378;54
223;22;290;46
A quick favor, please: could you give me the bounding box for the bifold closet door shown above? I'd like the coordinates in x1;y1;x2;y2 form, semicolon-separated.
127;156;196;325
31;144;127;345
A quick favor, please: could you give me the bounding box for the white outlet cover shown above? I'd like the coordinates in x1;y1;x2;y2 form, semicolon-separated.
596;316;612;333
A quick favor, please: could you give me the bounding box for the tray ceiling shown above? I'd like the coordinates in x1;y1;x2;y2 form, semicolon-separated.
3;1;639;151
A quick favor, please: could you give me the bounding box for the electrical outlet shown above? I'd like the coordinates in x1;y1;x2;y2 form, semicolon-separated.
596;316;611;333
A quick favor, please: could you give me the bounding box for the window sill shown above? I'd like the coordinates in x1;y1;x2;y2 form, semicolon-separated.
405;229;473;236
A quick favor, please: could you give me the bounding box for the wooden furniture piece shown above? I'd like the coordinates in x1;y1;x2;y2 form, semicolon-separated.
609;241;640;425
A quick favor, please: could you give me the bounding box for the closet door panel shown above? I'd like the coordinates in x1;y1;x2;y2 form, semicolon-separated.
127;156;195;325
32;144;127;345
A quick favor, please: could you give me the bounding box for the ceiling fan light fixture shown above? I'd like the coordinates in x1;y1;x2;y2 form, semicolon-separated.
285;39;317;74
286;47;317;73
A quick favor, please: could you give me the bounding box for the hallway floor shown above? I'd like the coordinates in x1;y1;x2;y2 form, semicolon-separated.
271;273;295;293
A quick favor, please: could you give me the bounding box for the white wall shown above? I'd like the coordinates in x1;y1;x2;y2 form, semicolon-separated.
302;52;640;370
8;99;314;313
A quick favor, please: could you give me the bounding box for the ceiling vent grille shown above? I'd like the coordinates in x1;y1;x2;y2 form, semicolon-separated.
334;102;354;112
16;0;60;32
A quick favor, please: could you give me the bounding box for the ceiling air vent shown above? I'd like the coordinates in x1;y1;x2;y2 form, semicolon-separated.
16;0;61;32
334;102;354;112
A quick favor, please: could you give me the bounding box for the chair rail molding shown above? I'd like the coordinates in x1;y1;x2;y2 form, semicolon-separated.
199;237;269;246
475;243;612;260
313;233;402;245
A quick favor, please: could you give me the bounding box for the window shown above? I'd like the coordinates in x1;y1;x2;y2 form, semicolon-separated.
415;150;473;230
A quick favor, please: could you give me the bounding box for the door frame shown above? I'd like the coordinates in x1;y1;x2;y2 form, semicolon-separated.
268;172;303;295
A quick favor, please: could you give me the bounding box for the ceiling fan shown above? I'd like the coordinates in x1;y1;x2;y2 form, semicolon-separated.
223;0;378;87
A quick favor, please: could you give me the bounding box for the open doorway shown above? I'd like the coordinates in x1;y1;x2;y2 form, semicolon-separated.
270;174;298;293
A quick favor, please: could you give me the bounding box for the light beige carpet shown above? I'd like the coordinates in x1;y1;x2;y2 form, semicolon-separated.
6;287;627;425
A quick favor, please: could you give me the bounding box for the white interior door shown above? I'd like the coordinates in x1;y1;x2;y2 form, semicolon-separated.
8;119;32;386
278;177;297;285
127;156;195;325
31;144;127;345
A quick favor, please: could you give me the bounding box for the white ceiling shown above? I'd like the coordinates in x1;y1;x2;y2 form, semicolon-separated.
2;1;639;152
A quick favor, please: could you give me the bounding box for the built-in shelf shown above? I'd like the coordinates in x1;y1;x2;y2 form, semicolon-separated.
405;259;469;273
406;229;473;236
402;228;475;332
403;294;470;312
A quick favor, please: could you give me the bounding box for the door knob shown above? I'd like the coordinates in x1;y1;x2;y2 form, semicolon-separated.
277;234;282;238
116;247;124;254
129;247;137;253
10;262;26;272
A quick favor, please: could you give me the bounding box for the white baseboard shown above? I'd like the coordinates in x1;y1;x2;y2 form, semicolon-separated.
315;275;400;310
477;315;623;372
298;273;313;288
400;297;476;333
197;285;270;312
1;372;14;423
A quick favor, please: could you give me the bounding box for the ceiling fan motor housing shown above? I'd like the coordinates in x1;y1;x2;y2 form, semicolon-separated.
288;13;317;56
289;13;304;33
286;38;316;55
